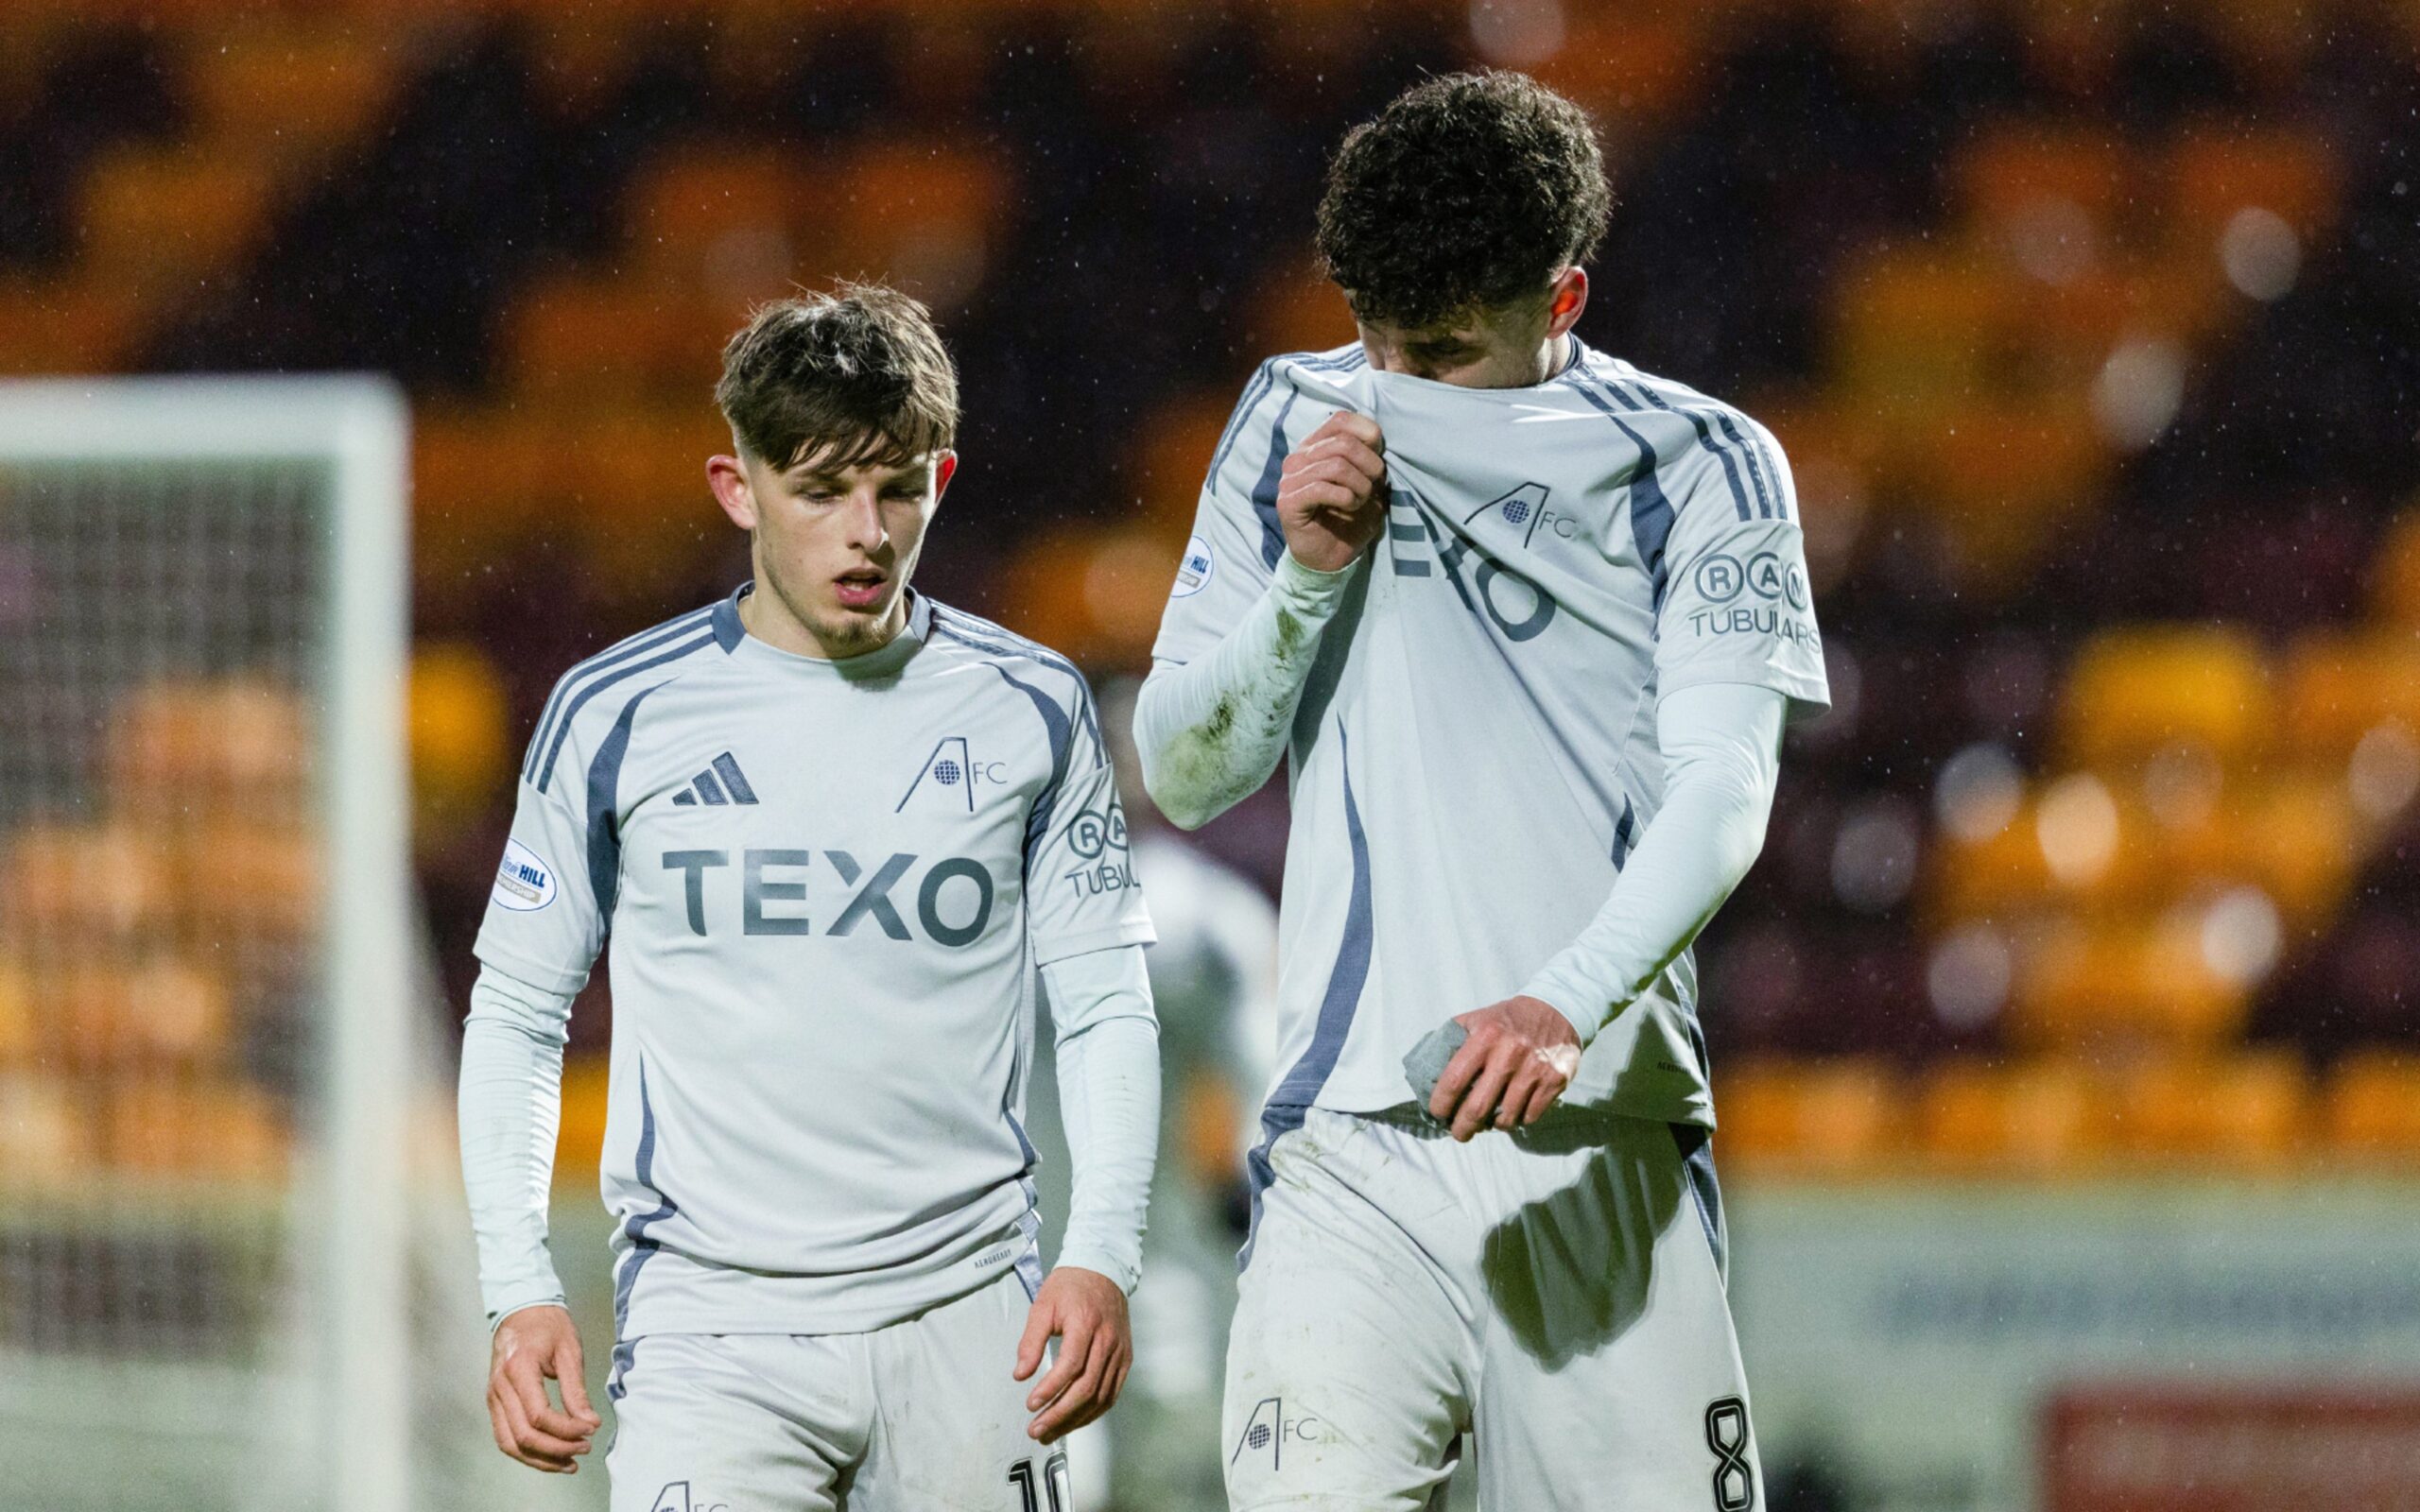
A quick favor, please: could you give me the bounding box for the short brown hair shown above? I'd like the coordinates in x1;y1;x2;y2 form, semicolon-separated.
714;282;959;472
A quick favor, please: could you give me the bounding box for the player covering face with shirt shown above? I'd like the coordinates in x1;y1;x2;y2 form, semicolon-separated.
459;284;1160;1512
1138;72;1829;1510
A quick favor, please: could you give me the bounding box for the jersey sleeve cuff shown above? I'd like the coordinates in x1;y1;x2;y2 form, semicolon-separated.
1654;664;1832;723
470;940;594;1002
486;1288;571;1334
1029;919;1157;970
1272;549;1358;619
1052;1241;1142;1297
1520;970;1611;1050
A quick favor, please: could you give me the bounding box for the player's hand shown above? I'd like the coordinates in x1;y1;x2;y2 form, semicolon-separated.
486;1304;601;1473
1428;996;1584;1142
1277;411;1389;574
1013;1265;1132;1443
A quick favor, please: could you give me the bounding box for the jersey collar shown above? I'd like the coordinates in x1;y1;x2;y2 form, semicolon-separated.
717;581;930;679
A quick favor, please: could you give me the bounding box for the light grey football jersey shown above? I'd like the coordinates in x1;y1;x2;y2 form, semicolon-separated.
475;588;1153;1341
1152;339;1828;1131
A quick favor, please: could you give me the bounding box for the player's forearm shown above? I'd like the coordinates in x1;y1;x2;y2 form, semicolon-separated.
1522;684;1787;1047
1135;551;1357;829
458;965;575;1329
1040;946;1161;1294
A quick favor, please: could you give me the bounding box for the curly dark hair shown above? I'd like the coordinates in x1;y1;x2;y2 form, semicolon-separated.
1315;71;1612;332
715;281;959;472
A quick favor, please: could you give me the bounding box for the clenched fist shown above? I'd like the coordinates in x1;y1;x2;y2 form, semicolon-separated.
1277;412;1389;574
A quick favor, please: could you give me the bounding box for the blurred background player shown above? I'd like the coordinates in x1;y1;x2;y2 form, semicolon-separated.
1137;73;1826;1509
457;284;1159;1510
1028;675;1281;1509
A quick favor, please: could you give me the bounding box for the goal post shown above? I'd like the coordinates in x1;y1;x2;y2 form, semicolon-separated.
0;377;416;1511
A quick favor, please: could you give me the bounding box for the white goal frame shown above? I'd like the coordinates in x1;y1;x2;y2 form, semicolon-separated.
0;376;413;1512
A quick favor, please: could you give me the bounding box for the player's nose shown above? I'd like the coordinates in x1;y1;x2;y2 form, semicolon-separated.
840;487;888;548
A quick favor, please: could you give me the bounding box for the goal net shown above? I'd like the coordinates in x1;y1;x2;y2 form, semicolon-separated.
0;378;513;1511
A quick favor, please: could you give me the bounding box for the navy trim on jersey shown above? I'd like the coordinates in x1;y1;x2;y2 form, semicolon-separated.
1288;348;1366;375
524;606;715;783
1242;719;1373;1271
1007;1083;1046;1298
585;683;658;923
609;1059;681;1402
994;662;1074;853
1612;794;1638;868
1208;360;1278;481
928;615;1085;860
1248;389;1300;571
710;587;746;651
930;605;1092;692
929;607;1102;760
533;632;716;795
1671;1123;1727;1281
1589;369;1755;524
1572;378;1678;614
1014;1179;1045;1300
1710;412;1780;521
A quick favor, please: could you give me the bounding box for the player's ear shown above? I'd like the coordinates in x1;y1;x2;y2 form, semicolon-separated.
932;450;959;501
1545;266;1588;338
707;453;759;531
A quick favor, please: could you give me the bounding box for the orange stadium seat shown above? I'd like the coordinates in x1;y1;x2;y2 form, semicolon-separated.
106;1081;288;1182
824;142;1011;309
2164;129;2338;240
2373;508;2420;627
565;407;727;523
2326;1052;2420;1160
622;145;827;299
1833;249;2015;412
0;955;33;1064
2280;631;2420;759
1907;398;2108;586
1528;12;1700;124
1000;523;1187;666
0;279;143;375
2216;779;2356;921
1245;261;1357;362
410;643;512;839
108;679;312;824
1128;390;1236;526
177;820;321;940
1176;1066;1247;1188
2059;626;2273;768
1919;1058;2104;1172
185;29;400;168
50;957;233;1069
78;146;277;289
2012;917;2250;1053
0;822;178;950
557;1053;612;1181
2115;1051;2308;1165
411;411;561;573
501;275;725;403
1930;784;2073;920
0;1070;93;1178
1714;1057;1902;1175
1957;124;2132;236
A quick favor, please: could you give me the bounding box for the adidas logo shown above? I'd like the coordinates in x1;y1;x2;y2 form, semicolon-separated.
670;752;759;806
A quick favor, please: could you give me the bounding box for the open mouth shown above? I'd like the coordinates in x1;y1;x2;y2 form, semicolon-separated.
833;567;888;610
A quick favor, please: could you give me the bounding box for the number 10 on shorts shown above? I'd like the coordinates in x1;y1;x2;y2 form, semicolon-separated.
1008;1449;1070;1512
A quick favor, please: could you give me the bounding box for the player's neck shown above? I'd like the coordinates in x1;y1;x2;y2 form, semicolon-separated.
738;581;910;662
